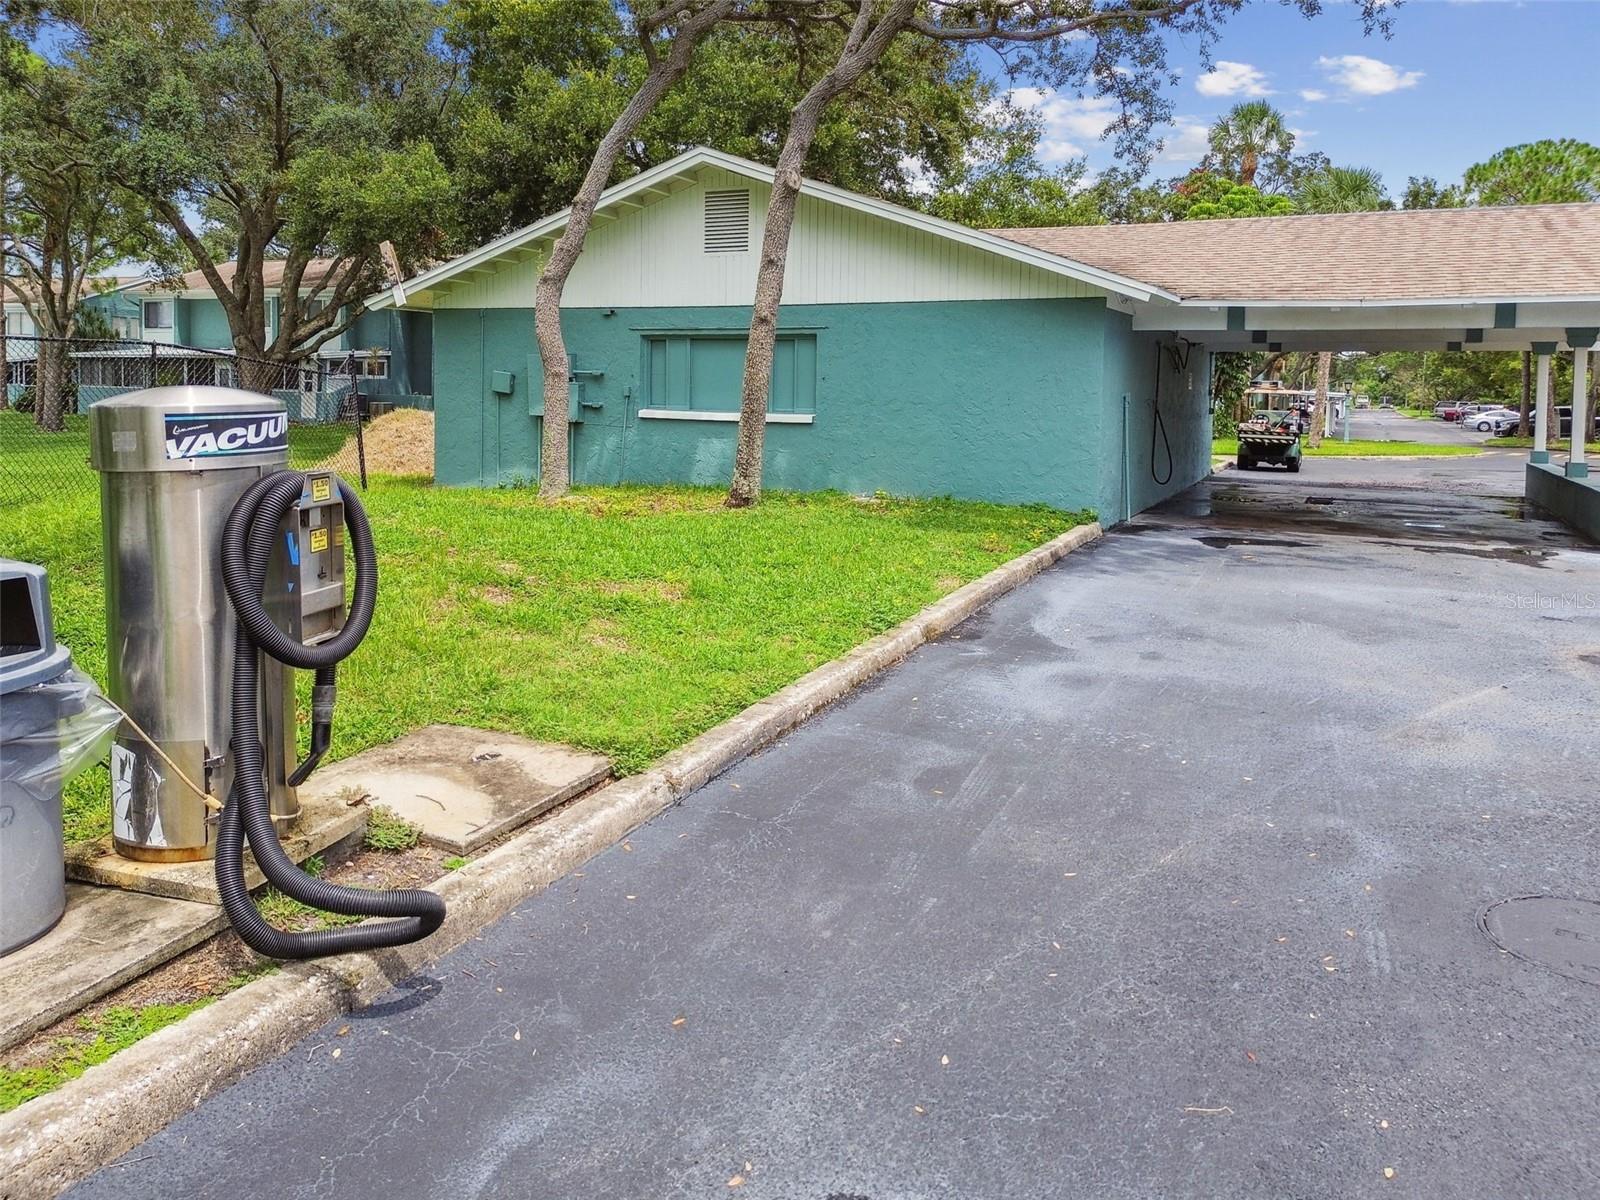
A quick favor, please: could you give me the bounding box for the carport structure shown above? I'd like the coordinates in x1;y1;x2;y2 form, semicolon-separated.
999;203;1600;534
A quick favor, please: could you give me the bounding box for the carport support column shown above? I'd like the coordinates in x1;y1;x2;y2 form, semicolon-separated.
1569;329;1596;479
1531;342;1555;465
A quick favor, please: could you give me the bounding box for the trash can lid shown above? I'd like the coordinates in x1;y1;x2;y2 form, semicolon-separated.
0;559;73;695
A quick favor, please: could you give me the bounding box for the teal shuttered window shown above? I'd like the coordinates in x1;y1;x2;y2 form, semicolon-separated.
643;334;817;414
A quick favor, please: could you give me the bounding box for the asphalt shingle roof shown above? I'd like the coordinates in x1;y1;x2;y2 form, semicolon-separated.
992;203;1600;303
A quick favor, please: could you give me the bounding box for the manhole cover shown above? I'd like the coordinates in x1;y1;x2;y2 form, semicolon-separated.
1480;897;1600;985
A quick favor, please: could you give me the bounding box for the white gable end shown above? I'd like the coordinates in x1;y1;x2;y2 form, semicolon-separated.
430;165;1109;311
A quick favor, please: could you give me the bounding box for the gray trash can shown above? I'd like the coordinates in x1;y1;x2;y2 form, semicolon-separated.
1;559;119;956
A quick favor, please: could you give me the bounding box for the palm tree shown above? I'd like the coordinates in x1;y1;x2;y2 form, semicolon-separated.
1297;164;1389;213
1294;165;1389;444
1205;101;1295;189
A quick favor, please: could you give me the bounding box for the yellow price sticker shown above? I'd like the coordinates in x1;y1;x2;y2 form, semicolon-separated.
310;527;329;553
311;477;332;502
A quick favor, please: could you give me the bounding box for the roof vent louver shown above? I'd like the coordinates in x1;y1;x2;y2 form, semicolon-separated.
704;189;750;253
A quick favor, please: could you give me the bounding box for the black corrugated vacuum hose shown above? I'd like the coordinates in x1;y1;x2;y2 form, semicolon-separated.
216;470;445;960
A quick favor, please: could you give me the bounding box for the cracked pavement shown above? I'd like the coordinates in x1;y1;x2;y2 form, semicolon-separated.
70;457;1600;1199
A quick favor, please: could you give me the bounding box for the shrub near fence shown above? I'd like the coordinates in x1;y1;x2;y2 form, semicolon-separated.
0;334;376;508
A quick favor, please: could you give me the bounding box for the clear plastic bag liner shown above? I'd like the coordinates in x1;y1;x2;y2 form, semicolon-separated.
1;667;121;799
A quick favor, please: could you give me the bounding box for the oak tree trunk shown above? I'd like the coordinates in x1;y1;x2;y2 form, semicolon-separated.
1542;355;1559;447
236;354;282;396
1518;349;1531;438
533;0;736;500
1306;350;1332;448
34;338;66;432
1580;360;1593;448
726;0;915;508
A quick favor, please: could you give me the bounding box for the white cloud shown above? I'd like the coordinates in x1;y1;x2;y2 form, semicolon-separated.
1006;88;1121;163
1299;88;1328;102
1315;54;1423;96
1156;117;1212;166
899;155;936;196
1195;61;1272;98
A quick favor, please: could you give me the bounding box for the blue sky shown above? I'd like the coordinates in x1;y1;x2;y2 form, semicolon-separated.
1001;0;1600;196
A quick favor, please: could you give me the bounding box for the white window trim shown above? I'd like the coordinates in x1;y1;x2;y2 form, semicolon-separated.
638;408;813;424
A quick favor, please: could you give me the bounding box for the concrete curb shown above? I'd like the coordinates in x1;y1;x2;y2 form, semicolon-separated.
0;971;345;1200
0;519;1102;1198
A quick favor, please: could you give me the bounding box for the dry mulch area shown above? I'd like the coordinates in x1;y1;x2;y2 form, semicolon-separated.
327;407;434;477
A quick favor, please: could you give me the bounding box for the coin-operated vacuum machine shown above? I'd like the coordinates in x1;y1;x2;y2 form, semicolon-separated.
90;387;443;959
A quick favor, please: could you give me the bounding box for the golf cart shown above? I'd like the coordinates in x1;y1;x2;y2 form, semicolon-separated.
1236;408;1304;472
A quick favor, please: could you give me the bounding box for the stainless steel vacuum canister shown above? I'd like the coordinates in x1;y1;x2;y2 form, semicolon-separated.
89;387;300;861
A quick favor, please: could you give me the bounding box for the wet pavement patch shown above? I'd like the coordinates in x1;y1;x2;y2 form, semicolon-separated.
1480;896;1600;985
1382;542;1557;568
1194;535;1314;550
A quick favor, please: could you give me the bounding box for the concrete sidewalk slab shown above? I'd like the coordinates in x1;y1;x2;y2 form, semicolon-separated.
65;795;366;904
298;725;611;854
0;885;224;1052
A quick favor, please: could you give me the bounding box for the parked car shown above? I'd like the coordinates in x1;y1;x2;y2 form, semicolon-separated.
1467;408;1521;432
1488;412;1524;436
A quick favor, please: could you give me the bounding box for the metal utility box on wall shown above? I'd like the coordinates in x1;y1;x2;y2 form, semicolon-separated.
490;369;515;396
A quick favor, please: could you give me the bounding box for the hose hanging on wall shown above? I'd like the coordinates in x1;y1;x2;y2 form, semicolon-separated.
1150;343;1175;487
216;470;445;960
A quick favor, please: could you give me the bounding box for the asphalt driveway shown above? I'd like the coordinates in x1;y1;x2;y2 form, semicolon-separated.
72;463;1600;1200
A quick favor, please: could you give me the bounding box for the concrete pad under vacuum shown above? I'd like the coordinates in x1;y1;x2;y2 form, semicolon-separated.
0;884;225;1052
65;795;367;905
298;725;611;854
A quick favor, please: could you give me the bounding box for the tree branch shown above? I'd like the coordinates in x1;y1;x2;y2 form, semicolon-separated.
910;0;1207;42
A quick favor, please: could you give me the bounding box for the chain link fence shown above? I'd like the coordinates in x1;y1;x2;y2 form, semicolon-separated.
1;334;376;509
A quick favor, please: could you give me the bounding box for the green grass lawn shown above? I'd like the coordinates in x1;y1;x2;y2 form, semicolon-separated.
1212;436;1479;459
1;414;1088;844
1483;435;1578;450
0;410;350;506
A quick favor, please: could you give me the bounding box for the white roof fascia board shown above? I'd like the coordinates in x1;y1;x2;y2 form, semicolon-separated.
1166;294;1600;309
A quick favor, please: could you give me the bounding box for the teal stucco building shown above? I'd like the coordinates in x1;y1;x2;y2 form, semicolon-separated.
117;262;433;400
371;148;1217;521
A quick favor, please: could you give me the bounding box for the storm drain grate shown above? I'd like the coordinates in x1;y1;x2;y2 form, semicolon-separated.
1480;896;1600;985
